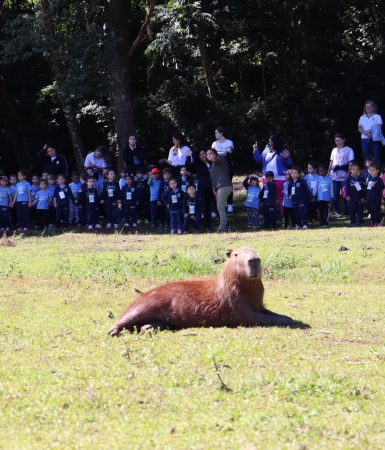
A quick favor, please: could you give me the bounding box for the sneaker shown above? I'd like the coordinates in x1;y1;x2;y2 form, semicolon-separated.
114;224;119;229
17;227;23;232
177;229;182;235
88;225;94;230
295;225;301;230
302;225;309;230
211;212;217;218
247;225;253;230
183;231;188;234
171;230;175;235
227;204;233;213
144;219;149;224
5;227;10;232
106;223;112;229
132;223;137;227
137;219;142;224
332;211;342;218
95;224;102;229
124;223;129;228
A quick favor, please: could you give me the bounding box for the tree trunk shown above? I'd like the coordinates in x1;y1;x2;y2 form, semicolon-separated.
59;95;85;171
39;0;84;170
106;0;135;171
197;27;217;99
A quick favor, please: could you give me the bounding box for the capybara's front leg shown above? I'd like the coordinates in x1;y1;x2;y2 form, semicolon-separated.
241;307;294;327
140;322;166;332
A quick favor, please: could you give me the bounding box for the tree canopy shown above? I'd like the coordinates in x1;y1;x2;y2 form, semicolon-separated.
1;0;385;173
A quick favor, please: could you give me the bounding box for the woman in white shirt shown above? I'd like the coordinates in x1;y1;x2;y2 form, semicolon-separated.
159;133;191;176
211;127;234;212
358;100;383;169
84;146;109;172
328;133;355;217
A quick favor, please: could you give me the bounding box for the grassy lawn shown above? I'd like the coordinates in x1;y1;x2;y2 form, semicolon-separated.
1;223;384;449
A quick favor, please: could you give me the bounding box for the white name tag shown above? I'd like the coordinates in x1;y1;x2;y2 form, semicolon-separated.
354;182;361;191
89;194;95;203
246;194;254;203
321;184;328;192
310;181;316;189
263;189;268;199
171;194;178;203
59;191;65;199
126;192;132;200
18;188;25;195
108;188;114;197
367;181;375;190
181;185;187;192
194;181;199;190
189;205;195;214
291;187;295;195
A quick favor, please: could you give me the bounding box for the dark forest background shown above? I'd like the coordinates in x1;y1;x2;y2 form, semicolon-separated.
1;0;385;174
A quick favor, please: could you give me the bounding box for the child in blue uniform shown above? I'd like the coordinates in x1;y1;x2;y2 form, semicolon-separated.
121;174;138;228
13;170;32;231
178;167;194;194
148;168;162;228
32;180;51;229
101;170;120;229
54;174;74;228
77;177;102;230
30;175;40;225
243;174;261;230
8;174;17;228
46;175;57;227
282;170;294;228
182;184;202;233
288;166;313;230
135;169;150;224
69;172;82;226
304;161;319;222
316;164;331;227
366;163;384;226
0;176;11;231
346;163;366;226
160;168;173;227
162;178;184;234
259;171;277;229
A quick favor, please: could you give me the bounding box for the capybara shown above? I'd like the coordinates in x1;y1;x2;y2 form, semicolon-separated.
108;246;295;336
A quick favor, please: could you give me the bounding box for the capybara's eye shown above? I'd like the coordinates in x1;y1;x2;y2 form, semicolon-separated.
234;253;238;257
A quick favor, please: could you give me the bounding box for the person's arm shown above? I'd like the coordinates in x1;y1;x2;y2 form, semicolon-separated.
253;147;263;164
243;177;249;189
84;153;92;168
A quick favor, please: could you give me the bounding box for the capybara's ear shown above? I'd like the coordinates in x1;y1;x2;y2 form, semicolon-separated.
226;249;233;258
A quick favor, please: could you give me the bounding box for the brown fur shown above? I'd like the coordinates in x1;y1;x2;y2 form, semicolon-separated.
109;247;295;336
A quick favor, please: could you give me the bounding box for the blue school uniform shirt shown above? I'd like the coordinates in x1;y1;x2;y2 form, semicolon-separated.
244;185;261;209
0;187;11;207
15;181;31;202
35;190;51;210
47;184;56;198
289;179;312;205
304;174;319;197
31;185;40;203
148;178;162;201
69;181;82;200
317;175;331;201
282;181;293;207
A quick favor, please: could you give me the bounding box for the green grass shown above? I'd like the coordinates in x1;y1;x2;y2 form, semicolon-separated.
1;226;385;449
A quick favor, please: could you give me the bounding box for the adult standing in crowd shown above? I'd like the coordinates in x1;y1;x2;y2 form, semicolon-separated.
252;135;292;214
328;133;355;217
36;144;69;177
84;146;109;175
358;100;383;169
159;132;191;176
206;148;232;232
211;127;234;212
185;149;214;231
123;134;145;175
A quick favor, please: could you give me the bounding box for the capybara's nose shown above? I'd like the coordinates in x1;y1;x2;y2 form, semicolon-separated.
248;257;261;267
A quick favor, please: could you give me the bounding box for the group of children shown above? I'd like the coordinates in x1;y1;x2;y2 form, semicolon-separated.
0;166;203;234
243;160;385;230
0;159;384;233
